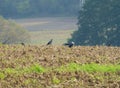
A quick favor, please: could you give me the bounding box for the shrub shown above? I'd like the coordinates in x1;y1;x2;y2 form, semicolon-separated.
0;16;30;44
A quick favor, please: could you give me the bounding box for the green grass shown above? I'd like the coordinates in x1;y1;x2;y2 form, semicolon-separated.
0;72;6;79
52;76;61;84
27;64;47;73
0;64;46;79
4;68;18;74
55;63;120;73
20;64;47;74
1;63;120;78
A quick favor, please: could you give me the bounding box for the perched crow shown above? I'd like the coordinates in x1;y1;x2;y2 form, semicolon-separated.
21;42;25;46
106;41;112;46
46;39;53;45
2;39;9;44
107;43;111;46
64;41;75;48
2;41;7;44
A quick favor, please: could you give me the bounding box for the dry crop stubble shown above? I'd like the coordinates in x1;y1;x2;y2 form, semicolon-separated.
0;45;120;87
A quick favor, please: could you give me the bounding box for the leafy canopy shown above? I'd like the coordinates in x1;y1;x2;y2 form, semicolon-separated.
69;0;120;46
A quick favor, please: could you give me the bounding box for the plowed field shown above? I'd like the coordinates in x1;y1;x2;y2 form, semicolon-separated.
0;45;120;88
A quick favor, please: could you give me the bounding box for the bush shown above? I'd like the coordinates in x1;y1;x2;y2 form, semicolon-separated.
0;16;30;44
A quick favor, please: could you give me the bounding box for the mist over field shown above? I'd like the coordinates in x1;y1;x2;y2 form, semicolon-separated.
0;0;80;45
15;17;78;31
13;17;77;45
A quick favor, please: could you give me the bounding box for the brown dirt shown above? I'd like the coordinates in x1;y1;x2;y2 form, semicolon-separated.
0;45;120;88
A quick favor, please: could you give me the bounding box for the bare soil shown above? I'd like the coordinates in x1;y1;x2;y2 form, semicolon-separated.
0;45;120;88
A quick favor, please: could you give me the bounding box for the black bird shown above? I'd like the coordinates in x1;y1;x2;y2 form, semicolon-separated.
2;41;7;44
21;42;25;46
106;41;112;46
2;39;9;44
64;41;75;48
46;39;53;45
107;43;111;46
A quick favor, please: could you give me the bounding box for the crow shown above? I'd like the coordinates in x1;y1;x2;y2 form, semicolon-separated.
21;42;25;46
46;39;53;45
2;39;9;44
107;43;111;46
106;41;112;46
64;41;75;48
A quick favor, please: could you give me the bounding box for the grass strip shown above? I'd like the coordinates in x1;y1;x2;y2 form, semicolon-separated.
55;63;120;72
0;63;120;79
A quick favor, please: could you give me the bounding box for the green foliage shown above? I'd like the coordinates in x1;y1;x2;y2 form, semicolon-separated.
4;68;18;74
1;63;120;76
52;76;61;84
0;0;79;18
0;64;46;77
29;64;46;73
55;63;120;73
69;0;120;46
20;64;46;74
0;16;30;44
80;63;120;72
0;72;5;79
55;63;81;72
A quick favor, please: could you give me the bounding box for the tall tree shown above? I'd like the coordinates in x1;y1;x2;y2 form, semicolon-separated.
69;0;120;46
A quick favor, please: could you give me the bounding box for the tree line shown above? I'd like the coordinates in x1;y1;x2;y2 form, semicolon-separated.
0;0;80;18
69;0;120;46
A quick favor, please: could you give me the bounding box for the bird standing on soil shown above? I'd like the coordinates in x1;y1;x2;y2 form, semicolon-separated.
64;41;75;48
107;43;111;46
46;39;53;45
21;42;25;46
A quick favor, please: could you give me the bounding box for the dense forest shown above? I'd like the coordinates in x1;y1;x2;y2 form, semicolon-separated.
69;0;120;46
0;0;80;18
